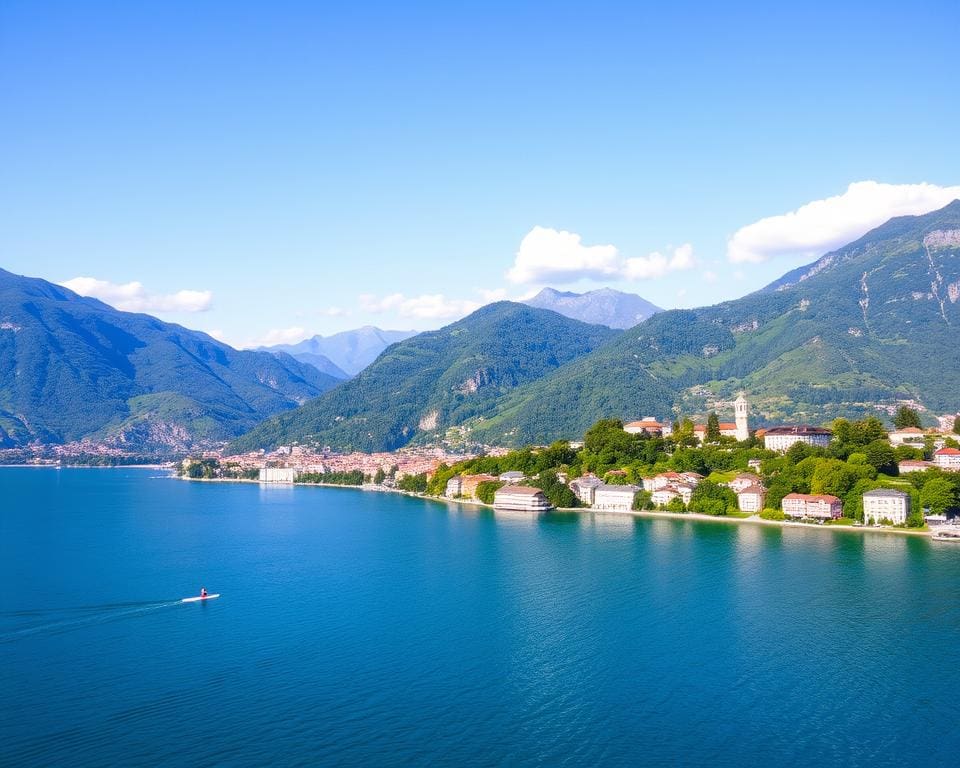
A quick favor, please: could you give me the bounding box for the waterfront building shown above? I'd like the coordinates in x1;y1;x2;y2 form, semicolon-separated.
736;485;766;513
764;425;833;452
445;476;464;498
259;467;296;484
781;493;842;520
461;474;498;499
592;484;641;513
728;473;761;493
493;486;553;512
675;482;696;505
651;487;680;507
933;447;960;471
862;488;910;525
570;474;603;505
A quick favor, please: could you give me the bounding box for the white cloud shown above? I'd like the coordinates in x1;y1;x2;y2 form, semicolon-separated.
61;277;213;313
703;270;719;284
623;243;696;280
727;181;960;264
507;226;696;284
359;292;483;320
248;326;309;348
319;307;348;317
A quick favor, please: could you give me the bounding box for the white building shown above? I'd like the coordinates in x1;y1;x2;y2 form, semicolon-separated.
593;484;641;513
764;425;833;452
728;473;761;493
651;487;680;508
493;486;553;512
934;448;960;471
899;460;935;474
498;471;526;484
570;474;603;505
445;476;464;498
888;427;926;446
736;485;766;513
862;488;910;525
734;392;750;441
624;418;668;436
781;493;842;520
259;467;296;484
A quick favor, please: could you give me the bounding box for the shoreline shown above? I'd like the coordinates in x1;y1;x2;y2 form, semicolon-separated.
176;474;938;540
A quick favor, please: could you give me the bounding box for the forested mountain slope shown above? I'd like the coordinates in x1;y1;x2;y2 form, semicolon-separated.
231;303;619;452
469;200;960;445
0;269;340;450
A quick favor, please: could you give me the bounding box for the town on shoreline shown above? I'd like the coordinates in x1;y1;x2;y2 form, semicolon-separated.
171;397;960;542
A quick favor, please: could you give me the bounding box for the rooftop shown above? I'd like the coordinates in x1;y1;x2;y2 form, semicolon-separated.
863;488;909;498
494;485;546;496
766;425;833;436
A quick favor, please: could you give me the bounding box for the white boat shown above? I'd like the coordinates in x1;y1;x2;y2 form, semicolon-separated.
181;593;221;603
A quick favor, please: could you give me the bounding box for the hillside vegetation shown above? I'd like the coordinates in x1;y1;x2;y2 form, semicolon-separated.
0;269;339;450
468;200;960;445
230;302;619;452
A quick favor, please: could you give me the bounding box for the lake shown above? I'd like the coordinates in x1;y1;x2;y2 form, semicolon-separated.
2;468;959;766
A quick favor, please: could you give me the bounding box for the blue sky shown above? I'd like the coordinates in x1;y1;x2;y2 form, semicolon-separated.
2;0;959;346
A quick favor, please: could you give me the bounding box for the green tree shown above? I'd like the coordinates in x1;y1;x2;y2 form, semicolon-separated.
863;440;898;475
529;469;578;508
921;477;957;516
706;412;721;443
688;479;738;516
893;406;922;430
373;467;386;485
954;415;960;435
665;496;687;513
632;490;653;511
397;473;428;493
475;480;505;504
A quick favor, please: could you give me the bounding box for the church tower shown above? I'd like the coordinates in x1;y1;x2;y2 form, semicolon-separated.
734;392;749;441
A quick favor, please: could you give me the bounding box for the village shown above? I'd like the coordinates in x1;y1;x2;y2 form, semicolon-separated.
180;395;960;540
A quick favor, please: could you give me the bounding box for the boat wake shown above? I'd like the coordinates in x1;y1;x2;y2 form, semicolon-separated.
0;600;183;643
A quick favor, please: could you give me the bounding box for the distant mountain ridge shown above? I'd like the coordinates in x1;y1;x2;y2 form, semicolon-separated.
0;268;340;451
264;326;417;376
231;303;619;453
524;287;660;328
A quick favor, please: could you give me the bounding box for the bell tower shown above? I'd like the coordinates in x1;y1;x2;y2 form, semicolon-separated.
734;392;749;441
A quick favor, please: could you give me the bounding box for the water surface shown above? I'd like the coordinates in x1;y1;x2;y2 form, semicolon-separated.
2;468;958;766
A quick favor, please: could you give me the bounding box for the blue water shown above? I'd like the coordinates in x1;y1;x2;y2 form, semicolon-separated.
2;468;959;766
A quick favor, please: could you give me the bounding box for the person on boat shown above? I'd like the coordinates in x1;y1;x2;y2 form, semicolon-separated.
200;587;207;598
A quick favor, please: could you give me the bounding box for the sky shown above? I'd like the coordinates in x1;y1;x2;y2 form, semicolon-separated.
2;0;959;348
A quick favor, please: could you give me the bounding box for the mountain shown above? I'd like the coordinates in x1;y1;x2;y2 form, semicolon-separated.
0;268;341;451
263;349;349;380
230;303;619;453
467;200;960;445
524;287;661;328
265;327;418;376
